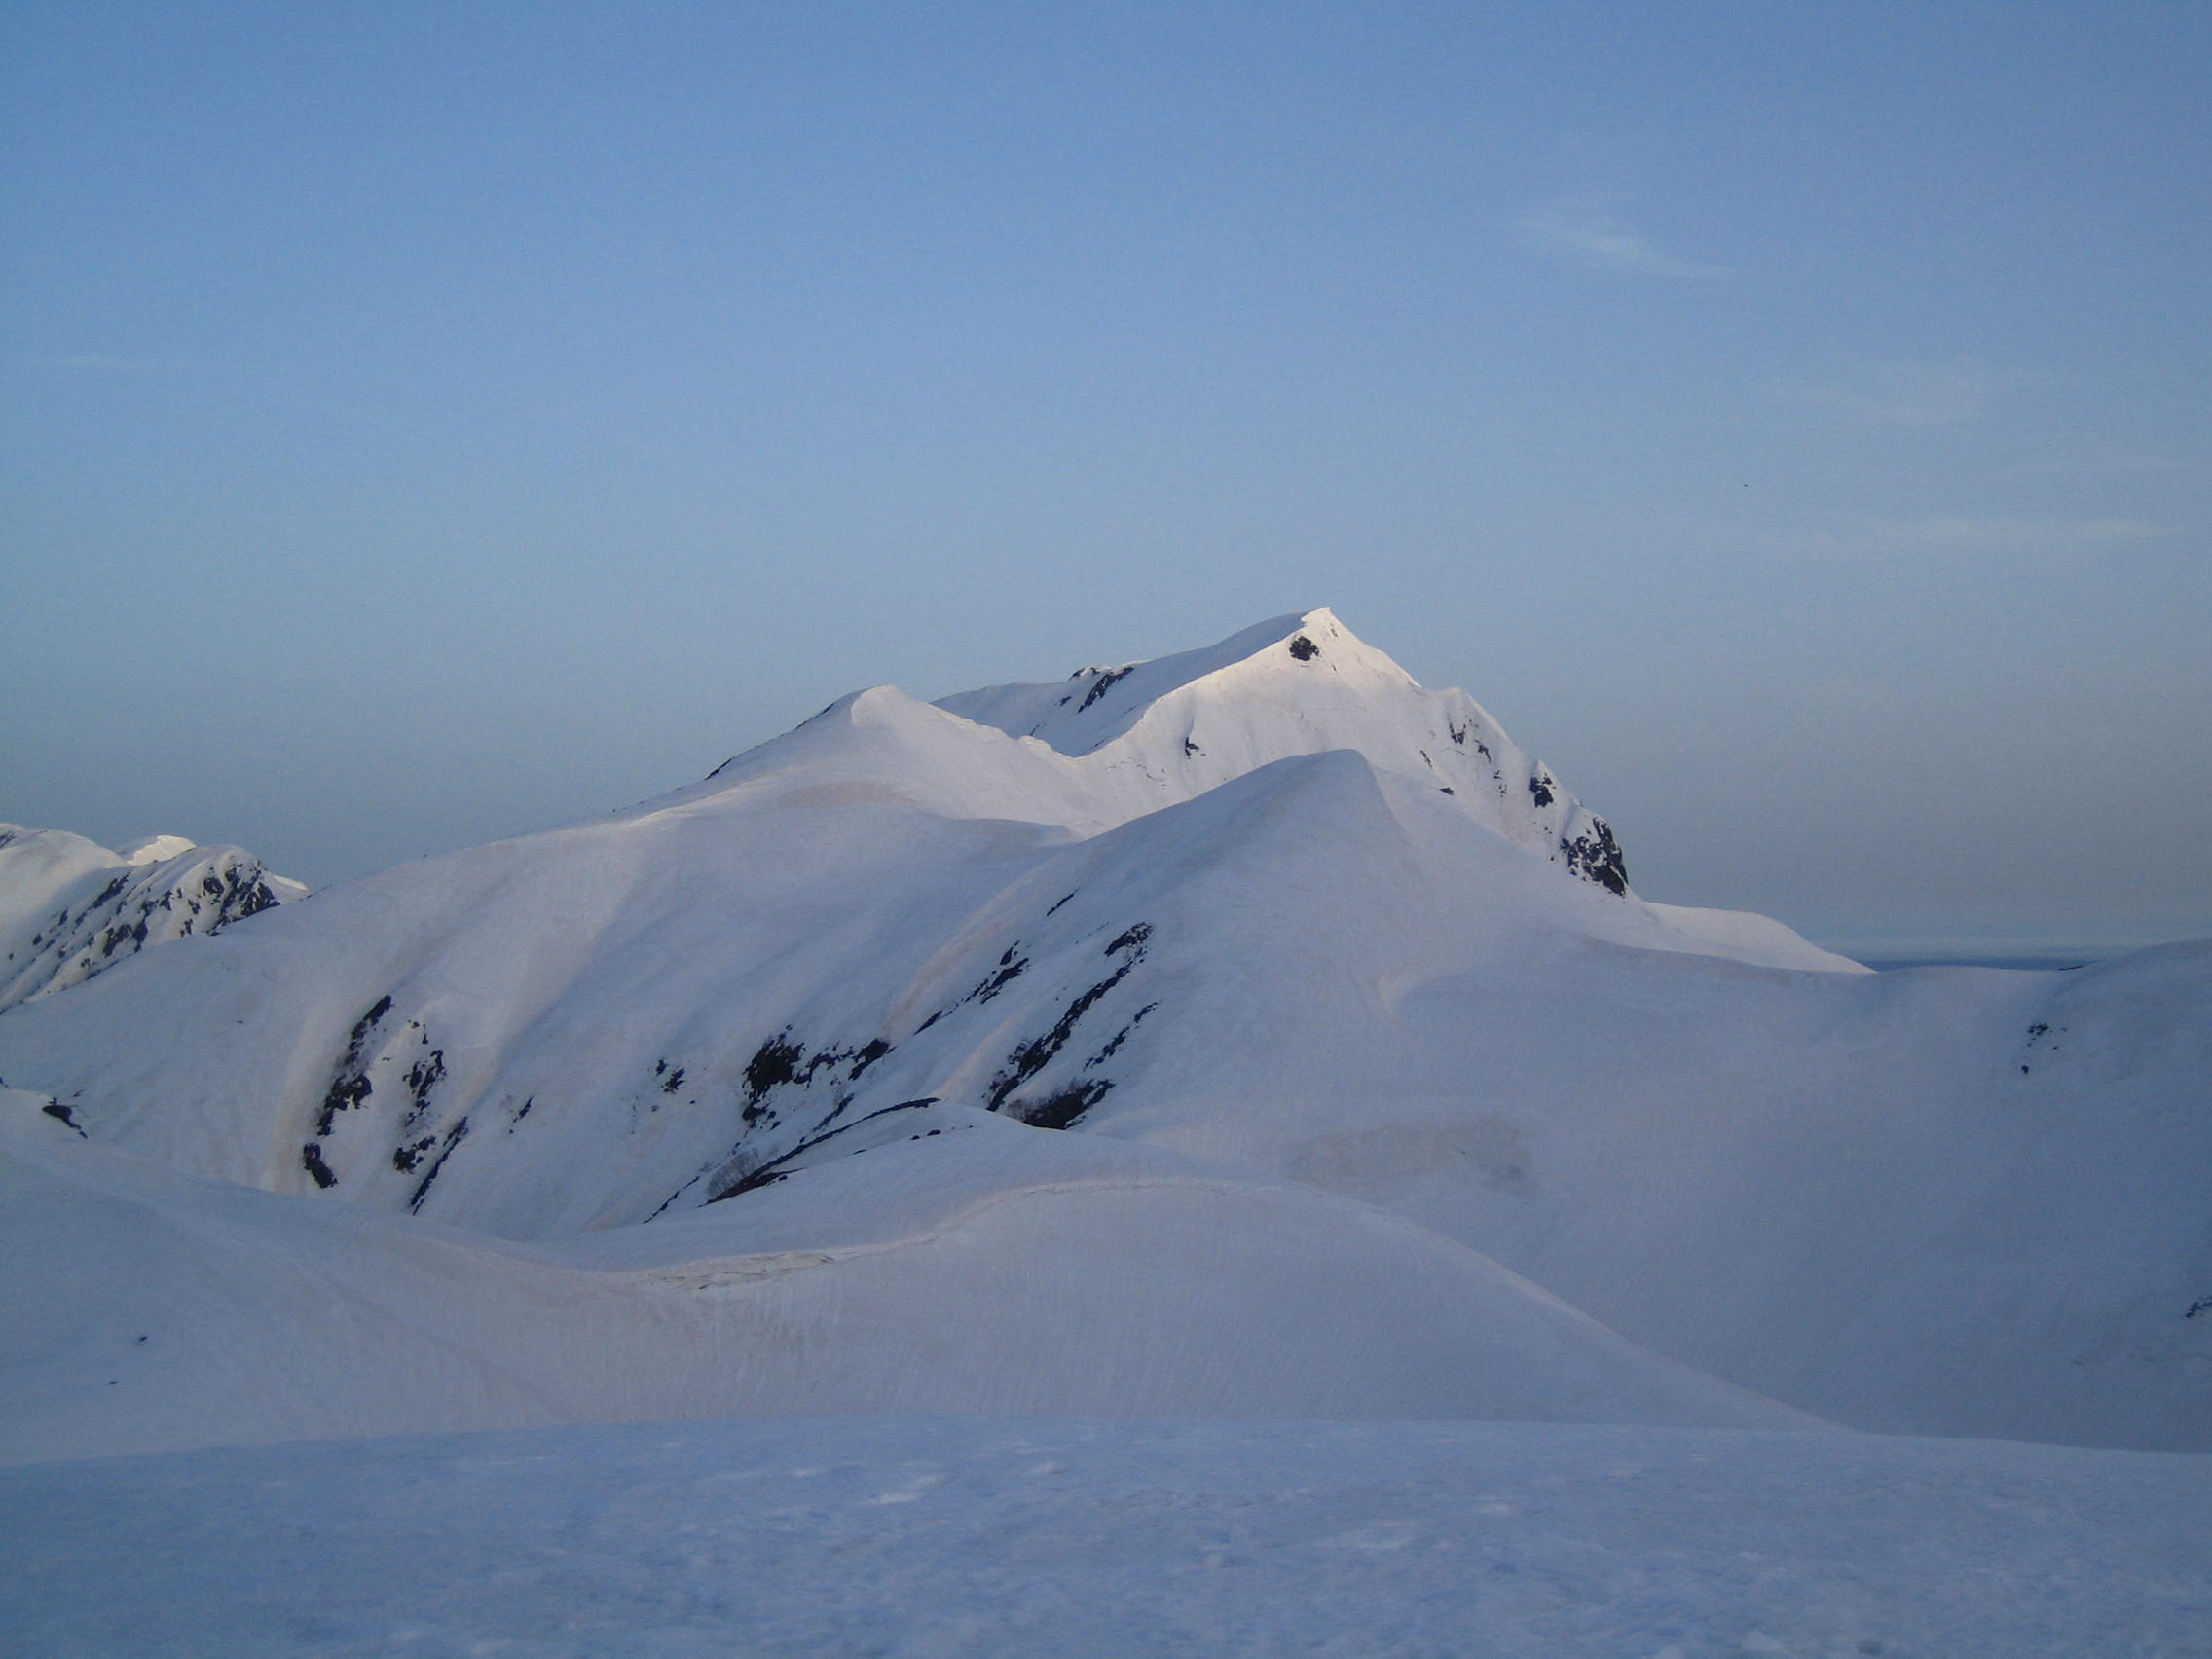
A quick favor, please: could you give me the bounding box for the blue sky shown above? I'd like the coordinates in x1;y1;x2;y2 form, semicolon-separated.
4;1;2206;950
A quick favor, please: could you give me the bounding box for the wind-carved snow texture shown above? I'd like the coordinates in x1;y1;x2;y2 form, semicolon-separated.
2;608;2208;1461
0;826;305;1013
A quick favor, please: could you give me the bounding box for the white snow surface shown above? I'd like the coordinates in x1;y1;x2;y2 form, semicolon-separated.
0;1088;1811;1464
0;609;2207;1474
4;1414;2207;1658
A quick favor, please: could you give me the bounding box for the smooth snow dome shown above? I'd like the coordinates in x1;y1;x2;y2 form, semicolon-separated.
113;833;195;866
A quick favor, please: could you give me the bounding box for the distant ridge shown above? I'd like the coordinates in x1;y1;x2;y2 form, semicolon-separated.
0;825;306;1014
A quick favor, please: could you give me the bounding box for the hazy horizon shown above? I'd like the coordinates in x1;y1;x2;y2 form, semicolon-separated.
6;3;2206;951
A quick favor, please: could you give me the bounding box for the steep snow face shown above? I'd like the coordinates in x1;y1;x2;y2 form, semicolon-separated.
936;608;1630;891
0;825;306;1014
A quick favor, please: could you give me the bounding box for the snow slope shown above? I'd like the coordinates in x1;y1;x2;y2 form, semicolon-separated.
0;823;305;1013
1;1088;1811;1464
5;1415;2207;1659
0;610;2205;1457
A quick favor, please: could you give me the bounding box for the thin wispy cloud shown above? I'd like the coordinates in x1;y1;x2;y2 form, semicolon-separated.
1878;515;2166;553
1776;358;2040;429
2010;441;2194;479
1785;515;2168;563
20;352;235;375
1512;195;1727;278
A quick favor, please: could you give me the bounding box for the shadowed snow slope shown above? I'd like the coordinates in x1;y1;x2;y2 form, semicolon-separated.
0;1091;1811;1463
0;610;2206;1457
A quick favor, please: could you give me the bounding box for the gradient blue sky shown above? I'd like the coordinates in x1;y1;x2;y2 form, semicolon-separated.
5;1;2207;951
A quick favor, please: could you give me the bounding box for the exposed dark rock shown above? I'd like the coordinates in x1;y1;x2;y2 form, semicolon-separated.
1287;635;1319;661
1560;819;1629;896
706;1098;940;1203
1078;666;1132;712
743;1032;808;1103
399;1048;446;1128
1083;1001;1158;1070
314;1070;373;1137
313;996;394;1136
969;948;1030;1004
1013;1079;1112;1130
986;923;1152;1111
407;1118;470;1212
1105;923;1152;956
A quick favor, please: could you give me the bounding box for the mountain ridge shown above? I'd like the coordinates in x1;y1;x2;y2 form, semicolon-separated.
0;824;307;1014
0;610;2203;1457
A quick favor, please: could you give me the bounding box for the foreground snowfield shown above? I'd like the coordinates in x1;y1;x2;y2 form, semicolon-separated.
4;610;2209;1652
5;1415;2208;1658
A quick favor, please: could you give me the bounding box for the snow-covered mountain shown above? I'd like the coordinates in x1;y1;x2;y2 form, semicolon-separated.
1;609;2205;1464
929;608;1630;891
0;824;305;1014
